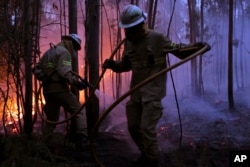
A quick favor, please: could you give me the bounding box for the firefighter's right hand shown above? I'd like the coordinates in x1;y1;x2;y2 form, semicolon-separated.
193;42;211;52
75;79;88;90
102;59;115;69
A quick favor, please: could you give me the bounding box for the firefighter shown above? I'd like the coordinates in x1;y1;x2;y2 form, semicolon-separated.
33;33;89;150
102;4;211;167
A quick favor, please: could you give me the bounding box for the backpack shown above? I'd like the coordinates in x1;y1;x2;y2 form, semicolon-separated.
32;43;57;82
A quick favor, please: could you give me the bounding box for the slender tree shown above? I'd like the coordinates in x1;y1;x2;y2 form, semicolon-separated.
23;0;34;134
198;0;205;96
67;0;79;134
146;0;158;29
130;0;139;5
69;0;79;98
187;0;199;95
237;0;246;88
85;0;100;135
228;0;235;110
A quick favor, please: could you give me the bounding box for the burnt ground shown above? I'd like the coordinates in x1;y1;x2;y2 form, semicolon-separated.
1;101;250;167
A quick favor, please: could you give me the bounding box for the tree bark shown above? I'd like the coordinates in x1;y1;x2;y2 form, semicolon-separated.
23;0;34;135
187;0;198;95
228;0;235;110
69;0;79;98
198;0;204;96
85;0;100;135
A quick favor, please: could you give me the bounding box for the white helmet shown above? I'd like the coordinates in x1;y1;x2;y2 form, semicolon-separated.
119;4;147;28
62;33;81;50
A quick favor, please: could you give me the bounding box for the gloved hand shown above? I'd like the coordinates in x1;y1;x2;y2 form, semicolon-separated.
172;42;211;59
102;59;116;69
75;79;89;90
193;42;211;52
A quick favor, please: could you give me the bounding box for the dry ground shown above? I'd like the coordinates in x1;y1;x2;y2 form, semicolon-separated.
1;99;250;167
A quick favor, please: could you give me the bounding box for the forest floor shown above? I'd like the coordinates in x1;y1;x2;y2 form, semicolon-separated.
1;95;250;167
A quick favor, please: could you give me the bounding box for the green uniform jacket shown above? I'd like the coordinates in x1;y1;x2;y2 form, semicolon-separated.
36;42;77;94
112;30;182;102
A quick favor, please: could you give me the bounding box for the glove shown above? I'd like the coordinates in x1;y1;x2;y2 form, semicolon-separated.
102;59;116;69
193;42;206;47
75;79;88;90
172;42;211;59
193;42;211;52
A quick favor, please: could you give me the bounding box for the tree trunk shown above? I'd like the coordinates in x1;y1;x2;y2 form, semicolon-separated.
69;0;79;98
147;0;154;29
239;0;245;88
130;0;139;5
23;0;34;135
187;0;198;95
85;0;100;135
68;0;79;134
228;0;235;110
146;0;158;29
31;0;41;127
198;0;204;96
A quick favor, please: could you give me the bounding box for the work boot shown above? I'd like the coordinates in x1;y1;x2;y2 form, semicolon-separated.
74;133;89;151
132;153;162;167
145;158;161;167
66;133;89;151
132;152;147;166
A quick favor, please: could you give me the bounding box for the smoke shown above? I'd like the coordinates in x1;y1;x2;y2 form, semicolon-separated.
157;87;250;151
96;90;128;133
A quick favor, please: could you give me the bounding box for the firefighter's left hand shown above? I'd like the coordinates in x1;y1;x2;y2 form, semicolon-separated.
75;79;88;90
102;59;116;70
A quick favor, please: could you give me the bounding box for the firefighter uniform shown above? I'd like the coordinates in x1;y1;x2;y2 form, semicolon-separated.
102;5;210;166
108;30;182;161
38;40;88;138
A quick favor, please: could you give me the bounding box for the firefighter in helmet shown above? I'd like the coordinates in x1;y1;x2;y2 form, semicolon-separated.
102;4;210;167
34;33;89;150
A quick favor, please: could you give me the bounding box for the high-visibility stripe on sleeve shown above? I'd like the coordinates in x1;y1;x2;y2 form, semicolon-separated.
45;62;56;68
170;42;176;48
62;60;71;66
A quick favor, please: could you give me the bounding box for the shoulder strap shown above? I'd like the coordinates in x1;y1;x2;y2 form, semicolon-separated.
49;43;56;49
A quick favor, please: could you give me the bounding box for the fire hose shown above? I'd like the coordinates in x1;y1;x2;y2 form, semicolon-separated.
35;40;209;167
35;38;125;125
89;44;210;167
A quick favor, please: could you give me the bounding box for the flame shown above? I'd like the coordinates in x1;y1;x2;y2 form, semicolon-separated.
1;97;41;134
